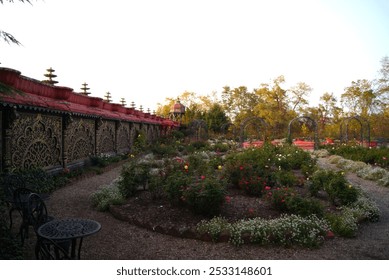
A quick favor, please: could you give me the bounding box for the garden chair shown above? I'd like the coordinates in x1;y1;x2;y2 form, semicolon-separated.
27;193;71;259
0;174;26;230
35;236;72;260
14;187;35;245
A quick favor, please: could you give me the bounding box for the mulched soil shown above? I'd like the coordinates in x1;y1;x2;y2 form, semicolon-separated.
109;186;283;241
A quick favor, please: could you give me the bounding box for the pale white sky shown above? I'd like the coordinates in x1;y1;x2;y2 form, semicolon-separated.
1;0;388;112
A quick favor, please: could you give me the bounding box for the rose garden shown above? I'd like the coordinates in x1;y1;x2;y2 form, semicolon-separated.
91;132;387;249
0;67;388;259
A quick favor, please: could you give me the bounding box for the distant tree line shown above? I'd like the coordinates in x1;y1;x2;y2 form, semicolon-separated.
157;56;389;140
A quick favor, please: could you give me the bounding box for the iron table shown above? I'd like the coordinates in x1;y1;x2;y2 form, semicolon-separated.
37;218;101;259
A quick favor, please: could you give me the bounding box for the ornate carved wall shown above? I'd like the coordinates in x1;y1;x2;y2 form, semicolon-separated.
64;117;95;163
0;67;180;173
116;122;131;154
10;113;62;170
96;119;116;155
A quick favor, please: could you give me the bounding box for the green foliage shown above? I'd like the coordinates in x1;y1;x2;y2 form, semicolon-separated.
159;156;227;216
163;167;192;205
205;103;230;133
272;170;298;188
228;214;330;247
197;217;231;242
1;168;66;193
223;144;276;187
189;141;208;150
182;175;226;216
284;196;324;218
170;130;185;140
150;142;178;158
132;131;148;155
118;160;151;198
264;186;293;211
223;145;313;191
346;194;380;223
324;188;379;238
90;154;122;168
90;183;125;211
309;169;358;205
265;186;324;217
209;142;230;153
238;174;268;196
327;145;389;169
325;210;358;238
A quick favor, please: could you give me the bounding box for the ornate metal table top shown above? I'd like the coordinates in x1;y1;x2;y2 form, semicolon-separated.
37;218;101;240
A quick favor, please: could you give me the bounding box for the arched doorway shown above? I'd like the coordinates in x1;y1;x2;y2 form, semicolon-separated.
287;116;319;149
239;117;268;146
188;119;208;141
340;116;370;146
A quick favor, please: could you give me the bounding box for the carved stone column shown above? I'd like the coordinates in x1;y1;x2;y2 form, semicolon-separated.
3;107;19;172
62;114;73;168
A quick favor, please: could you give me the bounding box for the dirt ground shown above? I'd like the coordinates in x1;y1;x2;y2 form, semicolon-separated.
22;157;389;260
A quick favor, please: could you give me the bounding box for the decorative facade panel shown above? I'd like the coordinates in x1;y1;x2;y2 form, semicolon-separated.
10;113;62;170
65;117;95;163
96;119;116;155
117;122;131;154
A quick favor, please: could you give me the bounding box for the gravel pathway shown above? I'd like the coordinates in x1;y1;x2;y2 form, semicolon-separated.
24;158;389;259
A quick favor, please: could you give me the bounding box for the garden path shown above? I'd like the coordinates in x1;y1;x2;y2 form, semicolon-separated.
23;157;389;259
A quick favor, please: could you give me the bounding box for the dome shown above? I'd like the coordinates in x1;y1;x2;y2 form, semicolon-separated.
170;99;185;114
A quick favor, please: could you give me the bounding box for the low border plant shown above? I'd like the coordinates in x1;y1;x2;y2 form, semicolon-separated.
90;180;125;211
197;214;330;248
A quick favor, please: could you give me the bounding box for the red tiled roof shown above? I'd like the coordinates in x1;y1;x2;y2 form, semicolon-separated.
0;67;179;127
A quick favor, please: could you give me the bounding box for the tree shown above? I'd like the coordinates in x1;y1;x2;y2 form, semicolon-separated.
253;76;292;138
377;56;389;95
0;0;32;45
221;86;259;121
288;82;311;113
341;79;376;118
205;103;229;133
375;56;389;113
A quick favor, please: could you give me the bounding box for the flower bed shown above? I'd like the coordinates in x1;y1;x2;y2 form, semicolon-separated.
91;139;380;248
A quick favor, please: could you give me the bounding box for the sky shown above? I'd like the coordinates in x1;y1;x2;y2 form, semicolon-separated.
1;0;389;112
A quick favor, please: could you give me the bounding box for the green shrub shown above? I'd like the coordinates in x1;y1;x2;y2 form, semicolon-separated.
264;186;290;211
197;217;232;242
265;186;324;217
90;183;125;211
160;157;227;216
357;166;387;181
170;130;185;140
182;175;226;216
163;170;192;205
272;170;298;188
150;142;178;158
2;168;64;193
327;145;388;169
90;154;121;168
285;196;324;218
229;214;330;247
347;194;380;222
211;143;230;153
238;174;268;196
309;169;358;205
190;141;208;150
118;161;151;197
325;210;358;238
378;173;389;187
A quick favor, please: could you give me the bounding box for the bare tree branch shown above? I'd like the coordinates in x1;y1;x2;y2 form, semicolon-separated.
0;1;32;4
0;31;21;45
1;0;34;45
